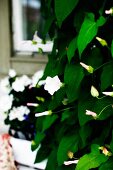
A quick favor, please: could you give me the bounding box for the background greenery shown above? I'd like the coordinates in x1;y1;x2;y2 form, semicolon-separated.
33;0;113;169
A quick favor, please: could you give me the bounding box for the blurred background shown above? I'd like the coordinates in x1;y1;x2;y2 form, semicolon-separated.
0;0;52;76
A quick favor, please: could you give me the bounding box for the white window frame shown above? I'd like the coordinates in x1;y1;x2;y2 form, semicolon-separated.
0;0;49;76
12;0;53;54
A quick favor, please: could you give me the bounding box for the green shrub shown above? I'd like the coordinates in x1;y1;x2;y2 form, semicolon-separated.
33;0;113;169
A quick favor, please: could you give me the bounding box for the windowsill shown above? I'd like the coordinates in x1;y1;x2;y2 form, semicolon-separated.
14;40;53;53
10;53;48;63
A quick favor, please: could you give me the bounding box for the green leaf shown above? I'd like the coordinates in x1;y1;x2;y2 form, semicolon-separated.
79;124;92;148
35;144;51;163
57;133;79;165
96;16;106;27
55;0;79;27
77;13;98;56
111;40;113;57
93;97;113;120
101;62;113;91
49;87;66;110
76;144;108;170
87;47;103;69
99;158;113;170
110;130;113;153
31;132;45;151
45;149;57;170
64;63;84;102
67;37;77;62
61;110;73;122
43;16;55;37
42;114;58;131
78;96;96;126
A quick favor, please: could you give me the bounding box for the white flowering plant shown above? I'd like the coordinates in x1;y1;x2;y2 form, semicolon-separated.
0;69;50;140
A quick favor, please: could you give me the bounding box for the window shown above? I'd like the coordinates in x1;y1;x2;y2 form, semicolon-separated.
0;0;49;76
12;0;53;54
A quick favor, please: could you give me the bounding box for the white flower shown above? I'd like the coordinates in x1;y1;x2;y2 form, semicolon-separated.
12;75;31;92
64;160;79;165
20;75;31;86
12;78;25;92
91;86;99;97
35;110;52;117
80;62;94;73
8;69;16;78
31;70;44;87
44;76;63;95
0;77;11;94
86;110;97;118
9;106;30;121
102;92;113;97
0;95;13;113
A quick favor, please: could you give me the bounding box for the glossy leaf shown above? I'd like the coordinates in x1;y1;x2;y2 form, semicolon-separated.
101;62;113;91
64;63;84;102
76;144;108;170
57;134;79;165
42;114;58;131
55;0;79;27
67;37;77;62
77;13;98;56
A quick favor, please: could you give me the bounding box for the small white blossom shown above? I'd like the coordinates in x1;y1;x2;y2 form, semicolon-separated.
64;160;79;165
44;76;63;95
91;86;99;97
0;95;13;113
9;106;30;121
102;92;113;97
31;70;44;87
8;69;16;78
12;78;25;92
0;77;11;94
35;110;52;117
12;75;31;92
20;75;31;86
86;110;97;118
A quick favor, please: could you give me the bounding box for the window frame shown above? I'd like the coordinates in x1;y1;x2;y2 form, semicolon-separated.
0;0;48;76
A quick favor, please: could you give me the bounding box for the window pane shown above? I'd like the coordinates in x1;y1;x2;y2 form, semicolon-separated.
12;0;53;53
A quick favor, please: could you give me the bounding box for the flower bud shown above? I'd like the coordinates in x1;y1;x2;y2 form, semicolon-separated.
99;146;112;156
64;160;79;165
91;86;99;97
102;92;113;97
96;37;108;46
105;8;113;15
80;62;94;73
35;110;52;117
86;110;97;119
67;151;74;159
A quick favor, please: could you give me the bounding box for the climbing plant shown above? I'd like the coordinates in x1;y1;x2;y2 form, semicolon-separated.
33;0;113;170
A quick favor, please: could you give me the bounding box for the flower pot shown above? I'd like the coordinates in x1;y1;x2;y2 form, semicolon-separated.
10;137;47;170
